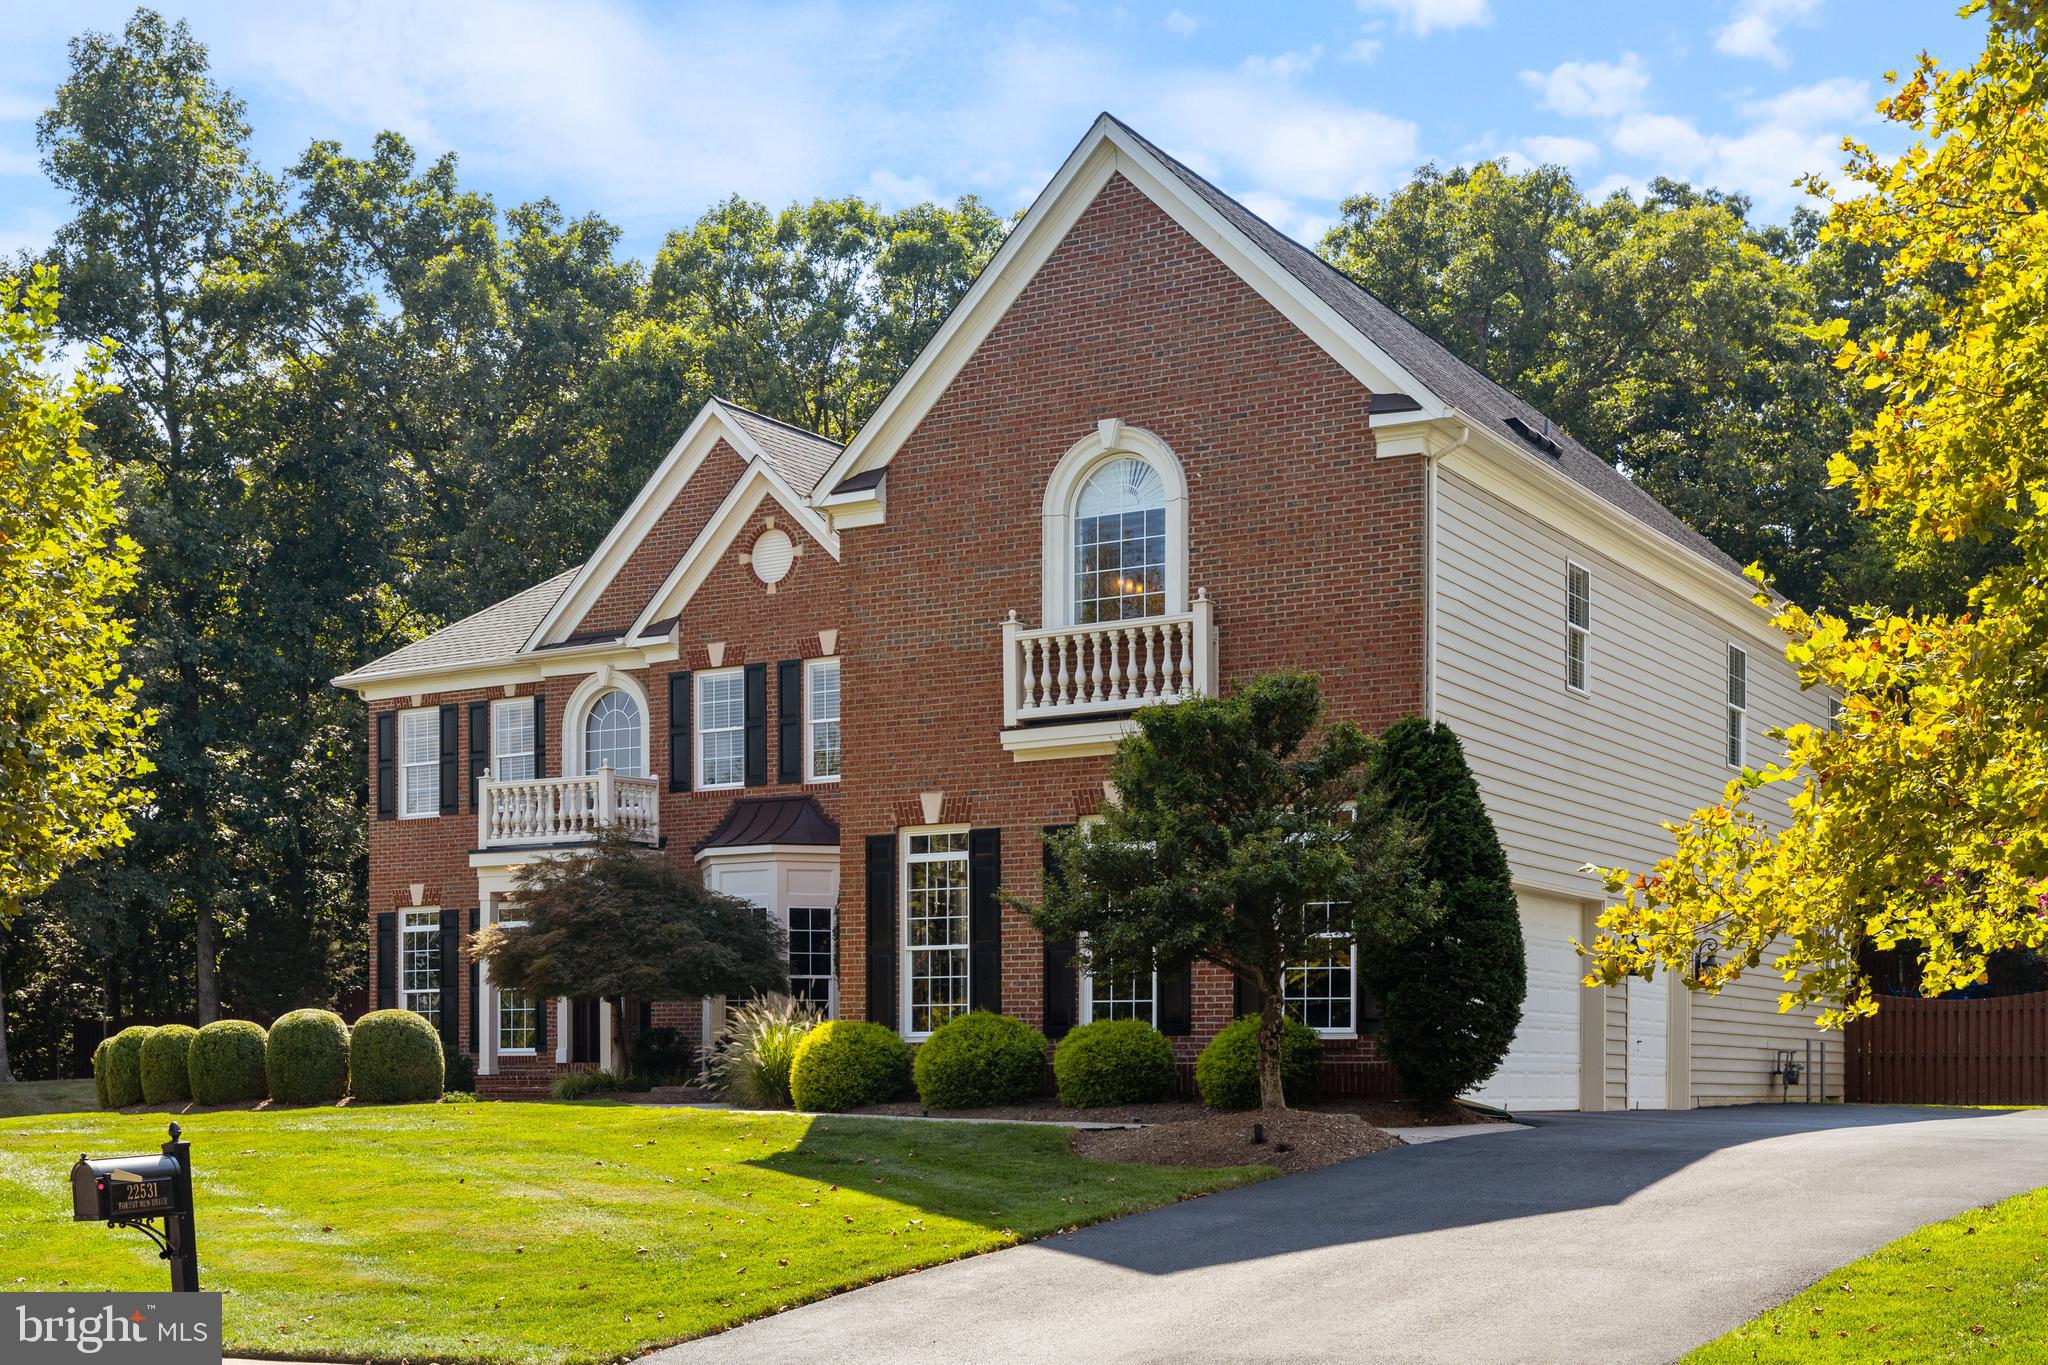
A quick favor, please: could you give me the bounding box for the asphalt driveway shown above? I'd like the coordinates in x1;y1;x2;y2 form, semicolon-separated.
649;1104;2048;1364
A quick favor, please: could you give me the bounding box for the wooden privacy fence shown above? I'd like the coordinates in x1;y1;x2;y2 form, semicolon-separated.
1845;989;2048;1105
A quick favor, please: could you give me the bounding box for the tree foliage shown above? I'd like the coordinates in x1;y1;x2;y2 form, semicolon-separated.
1586;2;2048;1026
1025;671;1434;1109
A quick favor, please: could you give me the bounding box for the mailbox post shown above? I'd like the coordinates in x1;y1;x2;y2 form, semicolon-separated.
70;1121;201;1291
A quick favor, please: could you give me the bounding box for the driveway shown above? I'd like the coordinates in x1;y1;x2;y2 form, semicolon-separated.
649;1105;2048;1365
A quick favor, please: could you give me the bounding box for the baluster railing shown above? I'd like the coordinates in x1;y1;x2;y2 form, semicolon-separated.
1001;592;1216;726
477;769;662;848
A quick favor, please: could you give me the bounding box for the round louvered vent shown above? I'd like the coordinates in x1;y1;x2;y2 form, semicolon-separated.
750;528;795;585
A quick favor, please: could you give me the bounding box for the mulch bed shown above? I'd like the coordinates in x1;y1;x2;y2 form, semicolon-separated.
855;1098;1216;1124
1073;1109;1399;1174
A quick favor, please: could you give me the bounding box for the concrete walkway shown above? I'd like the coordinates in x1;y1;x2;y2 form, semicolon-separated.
648;1104;2048;1365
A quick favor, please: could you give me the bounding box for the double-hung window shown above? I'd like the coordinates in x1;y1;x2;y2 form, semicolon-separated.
1284;901;1357;1036
1565;563;1591;693
398;909;441;1027
788;907;834;1011
902;830;970;1037
696;670;745;789
1083;963;1156;1024
492;698;536;781
806;658;841;782
398;708;440;818
496;913;536;1053
1725;645;1748;768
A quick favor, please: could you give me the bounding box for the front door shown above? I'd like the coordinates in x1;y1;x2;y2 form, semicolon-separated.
570;997;601;1065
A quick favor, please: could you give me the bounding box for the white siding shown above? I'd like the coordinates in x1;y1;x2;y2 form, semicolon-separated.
1692;959;1843;1104
1432;460;1836;1107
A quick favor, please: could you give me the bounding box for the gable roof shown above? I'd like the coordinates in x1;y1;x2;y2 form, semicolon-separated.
714;399;844;494
334;568;578;687
1104;119;1743;580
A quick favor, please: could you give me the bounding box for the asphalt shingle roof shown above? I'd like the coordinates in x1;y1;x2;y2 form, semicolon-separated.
1108;116;1746;582
336;567;579;686
715;398;844;495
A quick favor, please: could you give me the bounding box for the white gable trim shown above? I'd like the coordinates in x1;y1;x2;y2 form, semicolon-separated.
528;400;789;650
810;115;1446;500
627;465;839;641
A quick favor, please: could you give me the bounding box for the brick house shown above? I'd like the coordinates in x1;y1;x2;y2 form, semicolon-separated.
336;116;1841;1108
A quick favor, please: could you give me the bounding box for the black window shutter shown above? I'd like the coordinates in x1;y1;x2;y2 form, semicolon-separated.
437;703;460;814
532;695;547;777
968;828;1003;1015
743;662;768;786
467;908;479;1055
375;712;397;820
468;700;490;809
776;659;802;784
376;912;397;1009
1234;974;1264;1019
1358;979;1382;1035
438;908;462;1053
534;989;549;1053
1040;825;1078;1039
667;672;692;791
1158;963;1193;1036
864;834;897;1026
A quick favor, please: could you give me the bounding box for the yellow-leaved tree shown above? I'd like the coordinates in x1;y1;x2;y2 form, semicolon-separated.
1584;2;2048;1025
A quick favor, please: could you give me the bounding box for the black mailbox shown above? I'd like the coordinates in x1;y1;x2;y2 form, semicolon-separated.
72;1152;185;1222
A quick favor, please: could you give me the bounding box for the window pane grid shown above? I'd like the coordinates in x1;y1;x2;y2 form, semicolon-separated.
399;710;439;816
807;660;841;781
1089;971;1155;1023
584;690;644;776
1285;901;1355;1035
493;699;536;781
698;671;745;787
1074;458;1167;624
1726;645;1748;767
789;906;834;1009
399;910;441;1027
1565;564;1591;692
904;833;969;1034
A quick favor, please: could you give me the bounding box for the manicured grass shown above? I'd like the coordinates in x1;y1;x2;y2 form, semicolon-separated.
1683;1186;2048;1362
0;1078;97;1118
0;1101;1266;1363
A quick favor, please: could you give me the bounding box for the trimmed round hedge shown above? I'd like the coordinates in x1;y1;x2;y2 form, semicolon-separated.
1193;1014;1323;1110
788;1021;912;1112
140;1025;198;1104
188;1020;269;1104
266;1009;350;1105
1053;1018;1177;1108
913;1011;1047;1110
103;1027;154;1108
91;1039;112;1109
349;1009;444;1103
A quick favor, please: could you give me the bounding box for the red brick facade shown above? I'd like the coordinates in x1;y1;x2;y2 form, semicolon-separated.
360;170;1426;1091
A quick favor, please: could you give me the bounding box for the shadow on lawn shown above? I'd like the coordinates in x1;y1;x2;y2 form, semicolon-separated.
997;1102;2025;1276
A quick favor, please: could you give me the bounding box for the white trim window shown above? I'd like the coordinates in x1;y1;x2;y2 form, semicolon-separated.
1073;457;1167;624
806;658;841;782
495;915;536;1054
1565;562;1591;693
1083;964;1156;1024
788;905;834;1013
492;697;536;781
583;689;645;777
1725;644;1748;768
1284;901;1357;1037
697;669;746;789
398;708;440;818
902;829;970;1037
398;909;442;1027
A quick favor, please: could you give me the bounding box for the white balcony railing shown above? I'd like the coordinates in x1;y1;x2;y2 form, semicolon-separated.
477;768;661;849
1002;591;1216;726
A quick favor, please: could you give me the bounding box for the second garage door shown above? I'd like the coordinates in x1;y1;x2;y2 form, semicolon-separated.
1467;890;1586;1111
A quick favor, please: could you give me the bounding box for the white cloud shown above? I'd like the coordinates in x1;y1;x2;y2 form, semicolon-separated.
1341;37;1384;63
1611;112;1714;171
1163;8;1201;38
1139;75;1419;201
1715;0;1822;69
1519;54;1649;118
0;145;39;176
1742;75;1870;129
1520;135;1601;169
0;90;46;122
1608;101;1847;208
1355;0;1491;37
866;169;937;207
1242;46;1323;81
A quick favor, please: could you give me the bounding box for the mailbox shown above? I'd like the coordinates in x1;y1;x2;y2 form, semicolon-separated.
72;1152;185;1223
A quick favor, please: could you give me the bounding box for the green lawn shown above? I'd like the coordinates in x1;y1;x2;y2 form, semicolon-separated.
0;1078;97;1118
1683;1186;2048;1362
0;1101;1265;1363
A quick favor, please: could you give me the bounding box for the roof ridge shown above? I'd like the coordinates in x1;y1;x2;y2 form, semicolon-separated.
711;396;846;449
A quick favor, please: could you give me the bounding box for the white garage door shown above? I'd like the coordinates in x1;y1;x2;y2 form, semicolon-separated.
1467;891;1584;1111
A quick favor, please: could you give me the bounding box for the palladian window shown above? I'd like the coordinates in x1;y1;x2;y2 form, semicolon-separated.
583;690;644;776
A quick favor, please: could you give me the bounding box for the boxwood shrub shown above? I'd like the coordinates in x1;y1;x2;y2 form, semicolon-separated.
90;1039;112;1109
913;1011;1047;1109
788;1021;912;1112
630;1026;695;1086
188;1020;269;1104
140;1025;198;1105
103;1027;154;1108
266;1009;350;1105
1053;1018;1178;1108
1193;1014;1322;1110
348;1009;444;1103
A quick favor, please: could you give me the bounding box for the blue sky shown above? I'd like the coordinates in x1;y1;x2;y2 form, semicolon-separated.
0;1;1977;265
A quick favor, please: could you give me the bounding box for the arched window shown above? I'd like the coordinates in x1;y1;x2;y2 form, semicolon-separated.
1073;457;1167;624
583;690;645;776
